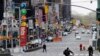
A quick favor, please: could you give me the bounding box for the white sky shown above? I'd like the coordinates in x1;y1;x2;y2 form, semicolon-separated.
71;0;97;15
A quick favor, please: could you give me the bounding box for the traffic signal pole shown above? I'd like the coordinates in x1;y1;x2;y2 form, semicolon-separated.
98;0;100;8
97;0;100;51
97;0;100;37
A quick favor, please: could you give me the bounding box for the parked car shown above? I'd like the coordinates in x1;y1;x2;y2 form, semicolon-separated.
75;31;79;34
86;29;91;34
62;32;68;36
24;39;43;51
81;29;85;34
62;29;71;36
91;26;97;32
26;39;43;49
31;39;42;45
76;35;81;40
46;36;53;42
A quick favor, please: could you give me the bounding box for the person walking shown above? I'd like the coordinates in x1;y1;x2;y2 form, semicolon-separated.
83;46;86;51
88;45;93;56
80;44;83;51
43;44;47;52
63;47;74;56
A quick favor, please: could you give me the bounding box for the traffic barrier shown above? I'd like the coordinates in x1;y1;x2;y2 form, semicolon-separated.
53;36;62;42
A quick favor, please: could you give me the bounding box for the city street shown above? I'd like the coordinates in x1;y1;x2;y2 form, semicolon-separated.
11;28;100;56
0;0;100;56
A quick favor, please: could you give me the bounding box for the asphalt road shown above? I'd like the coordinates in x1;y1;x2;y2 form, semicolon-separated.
11;28;100;56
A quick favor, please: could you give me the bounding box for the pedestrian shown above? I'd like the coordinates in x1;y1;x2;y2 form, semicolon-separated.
83;46;85;51
80;44;83;51
43;43;47;52
88;45;93;56
63;47;74;56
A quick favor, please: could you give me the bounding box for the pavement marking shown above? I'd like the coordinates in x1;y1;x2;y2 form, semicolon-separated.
18;54;23;56
71;53;97;56
12;53;99;56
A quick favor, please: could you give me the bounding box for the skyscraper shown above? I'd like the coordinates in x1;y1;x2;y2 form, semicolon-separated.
63;0;71;21
46;0;71;20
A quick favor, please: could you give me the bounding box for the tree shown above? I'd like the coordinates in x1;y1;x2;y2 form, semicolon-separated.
72;11;96;26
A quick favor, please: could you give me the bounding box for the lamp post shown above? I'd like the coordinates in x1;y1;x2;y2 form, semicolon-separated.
96;0;100;50
97;0;100;35
14;7;21;47
4;0;10;49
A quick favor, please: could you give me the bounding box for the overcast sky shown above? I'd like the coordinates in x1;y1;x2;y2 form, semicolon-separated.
71;0;97;15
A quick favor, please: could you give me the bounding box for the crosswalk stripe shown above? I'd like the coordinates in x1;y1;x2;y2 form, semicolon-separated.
74;54;97;56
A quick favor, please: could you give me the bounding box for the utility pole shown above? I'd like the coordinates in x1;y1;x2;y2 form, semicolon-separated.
4;0;14;49
97;0;100;37
4;0;8;49
97;0;100;8
97;0;100;36
97;0;100;51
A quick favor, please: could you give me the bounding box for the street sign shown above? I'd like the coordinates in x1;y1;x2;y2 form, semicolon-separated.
3;12;13;18
44;4;49;14
28;19;33;29
41;22;45;29
35;19;39;26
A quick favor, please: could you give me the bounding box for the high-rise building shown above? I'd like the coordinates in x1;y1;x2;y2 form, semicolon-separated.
46;0;71;20
63;0;71;21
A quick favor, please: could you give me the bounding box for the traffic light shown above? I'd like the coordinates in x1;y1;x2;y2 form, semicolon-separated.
96;8;100;21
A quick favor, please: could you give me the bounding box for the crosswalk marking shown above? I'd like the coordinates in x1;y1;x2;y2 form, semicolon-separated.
12;53;100;56
73;54;99;56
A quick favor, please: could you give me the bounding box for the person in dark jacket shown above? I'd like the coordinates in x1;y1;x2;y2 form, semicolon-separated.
63;47;74;56
43;44;47;52
88;45;93;56
80;44;83;51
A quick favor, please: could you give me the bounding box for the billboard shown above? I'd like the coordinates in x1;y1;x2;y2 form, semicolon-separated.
20;26;27;47
28;19;33;29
